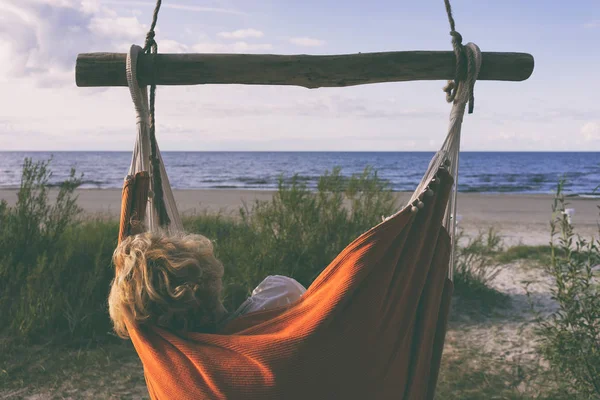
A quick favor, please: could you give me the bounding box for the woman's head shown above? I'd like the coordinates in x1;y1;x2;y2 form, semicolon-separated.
109;231;225;338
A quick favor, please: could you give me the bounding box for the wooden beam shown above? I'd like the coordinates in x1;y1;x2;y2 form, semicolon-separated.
75;51;534;88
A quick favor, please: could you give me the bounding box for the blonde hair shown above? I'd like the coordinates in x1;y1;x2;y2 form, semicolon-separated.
109;231;225;338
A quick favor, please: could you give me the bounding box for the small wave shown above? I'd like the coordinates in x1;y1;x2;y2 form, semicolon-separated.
36;179;113;189
529;174;547;184
80;179;110;186
235;178;270;185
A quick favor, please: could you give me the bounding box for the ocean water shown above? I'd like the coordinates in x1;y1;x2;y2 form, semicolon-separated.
0;152;599;196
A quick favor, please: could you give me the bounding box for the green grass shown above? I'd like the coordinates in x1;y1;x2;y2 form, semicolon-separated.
0;160;401;343
6;158;590;399
0;159;514;344
496;245;556;265
0;329;581;400
0;338;146;399
531;181;600;398
452;229;511;315
436;334;582;400
437;348;531;399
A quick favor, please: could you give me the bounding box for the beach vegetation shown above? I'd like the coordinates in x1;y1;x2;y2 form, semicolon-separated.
0;158;119;343
452;228;510;314
0;160;399;343
529;180;600;398
495;245;566;266
5;159;594;399
1;159;509;344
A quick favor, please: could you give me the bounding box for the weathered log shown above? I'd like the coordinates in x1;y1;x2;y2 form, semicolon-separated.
75;51;534;88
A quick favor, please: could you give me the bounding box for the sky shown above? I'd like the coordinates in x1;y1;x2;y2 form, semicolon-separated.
0;0;599;152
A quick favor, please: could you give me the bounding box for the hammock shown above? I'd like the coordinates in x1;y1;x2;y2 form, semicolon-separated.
68;0;534;397
115;36;483;398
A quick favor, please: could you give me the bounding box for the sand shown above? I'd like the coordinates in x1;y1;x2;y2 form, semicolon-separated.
0;189;598;246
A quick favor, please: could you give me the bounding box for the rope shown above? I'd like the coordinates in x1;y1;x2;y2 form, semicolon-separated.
442;0;476;114
142;0;170;227
143;0;162;53
446;43;482;279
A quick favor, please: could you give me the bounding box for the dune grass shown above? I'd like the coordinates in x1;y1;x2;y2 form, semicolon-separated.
0;339;145;399
0;159;509;345
530;181;600;398
4;158;595;399
452;228;511;315
1;327;581;400
0;161;402;343
436;336;583;400
496;245;556;265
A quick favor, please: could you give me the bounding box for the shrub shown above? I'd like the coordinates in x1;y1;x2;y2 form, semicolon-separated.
1;160;397;342
451;228;510;313
531;180;600;398
191;166;398;311
0;158;120;343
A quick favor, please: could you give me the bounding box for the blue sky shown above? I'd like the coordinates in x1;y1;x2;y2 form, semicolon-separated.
0;0;598;151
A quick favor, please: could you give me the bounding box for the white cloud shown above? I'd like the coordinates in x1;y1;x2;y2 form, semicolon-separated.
289;37;325;47
0;0;189;85
0;1;596;152
100;1;244;15
192;41;273;53
0;1;140;83
218;28;264;39
582;121;600;141
583;20;599;29
88;16;146;39
158;39;189;53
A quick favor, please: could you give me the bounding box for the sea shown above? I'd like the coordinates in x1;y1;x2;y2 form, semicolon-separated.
0;152;599;196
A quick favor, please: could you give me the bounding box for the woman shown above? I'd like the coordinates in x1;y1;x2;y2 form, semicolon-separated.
108;232;306;337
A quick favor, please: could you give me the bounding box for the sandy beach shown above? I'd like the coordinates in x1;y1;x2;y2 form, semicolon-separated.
1;189;598;246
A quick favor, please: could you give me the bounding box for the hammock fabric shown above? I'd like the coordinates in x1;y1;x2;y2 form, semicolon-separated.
119;42;482;399
118;171;149;244
127;173;454;400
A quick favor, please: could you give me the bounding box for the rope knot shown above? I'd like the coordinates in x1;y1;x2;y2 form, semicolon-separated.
140;0;170;227
144;30;156;53
450;31;463;46
442;0;479;114
442;81;456;103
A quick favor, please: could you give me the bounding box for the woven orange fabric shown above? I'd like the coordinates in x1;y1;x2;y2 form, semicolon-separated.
125;169;454;400
118;172;149;244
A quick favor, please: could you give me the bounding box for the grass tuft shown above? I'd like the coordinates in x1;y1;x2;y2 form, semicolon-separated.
496;245;557;265
452;228;510;314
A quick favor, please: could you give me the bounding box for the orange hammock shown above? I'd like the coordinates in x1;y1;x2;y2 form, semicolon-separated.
124;170;454;399
115;39;483;399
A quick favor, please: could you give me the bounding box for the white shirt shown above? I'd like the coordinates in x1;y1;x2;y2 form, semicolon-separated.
231;275;307;318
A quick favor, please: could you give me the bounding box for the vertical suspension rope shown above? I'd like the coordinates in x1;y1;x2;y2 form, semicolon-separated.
442;0;476;114
440;0;482;280
142;0;170;227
